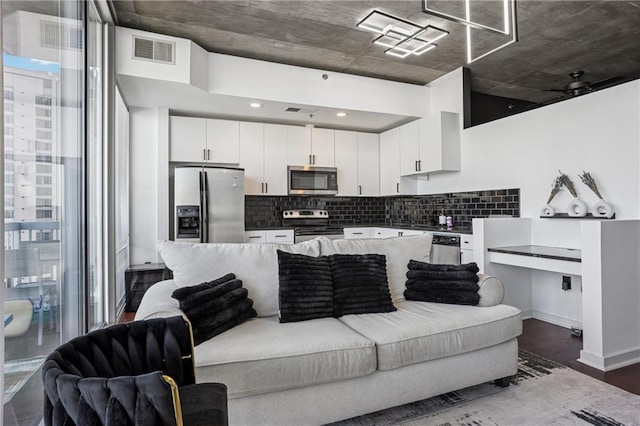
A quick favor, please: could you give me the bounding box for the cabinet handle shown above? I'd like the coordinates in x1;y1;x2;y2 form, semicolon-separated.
203;149;207;160
274;234;287;238
249;236;262;239
265;182;268;193
418;160;421;171
353;232;363;235
313;154;316;164
207;149;211;161
415;160;418;171
261;182;264;193
396;182;400;193
309;154;312;164
358;185;362;195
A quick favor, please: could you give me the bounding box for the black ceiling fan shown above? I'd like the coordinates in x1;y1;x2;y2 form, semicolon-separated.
544;71;624;97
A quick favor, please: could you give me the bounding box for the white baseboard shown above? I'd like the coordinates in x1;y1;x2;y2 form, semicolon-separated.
579;348;640;372
531;309;581;330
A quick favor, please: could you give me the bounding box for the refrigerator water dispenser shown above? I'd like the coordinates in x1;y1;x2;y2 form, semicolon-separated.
176;205;200;239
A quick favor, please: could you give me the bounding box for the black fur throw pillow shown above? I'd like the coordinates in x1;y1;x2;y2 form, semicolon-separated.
404;260;481;305
172;273;257;345
330;253;396;317
277;250;334;323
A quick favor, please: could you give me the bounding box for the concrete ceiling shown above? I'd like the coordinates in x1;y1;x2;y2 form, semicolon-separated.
109;0;640;106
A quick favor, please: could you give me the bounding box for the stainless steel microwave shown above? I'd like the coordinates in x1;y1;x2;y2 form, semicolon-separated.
288;166;338;195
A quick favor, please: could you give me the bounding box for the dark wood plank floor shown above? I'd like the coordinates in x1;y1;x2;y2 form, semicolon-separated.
518;318;640;395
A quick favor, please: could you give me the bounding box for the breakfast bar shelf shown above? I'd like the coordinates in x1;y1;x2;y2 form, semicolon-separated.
487;245;582;275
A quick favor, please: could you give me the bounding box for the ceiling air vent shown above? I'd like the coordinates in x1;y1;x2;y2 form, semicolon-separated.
284;107;318;115
132;36;175;64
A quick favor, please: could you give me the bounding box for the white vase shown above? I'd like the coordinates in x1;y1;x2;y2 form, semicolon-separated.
591;200;615;218
567;197;588;217
540;204;555;217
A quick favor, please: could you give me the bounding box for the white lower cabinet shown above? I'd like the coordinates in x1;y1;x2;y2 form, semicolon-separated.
245;230;294;244
244;230;266;243
344;228;375;239
265;230;294;244
460;234;474;263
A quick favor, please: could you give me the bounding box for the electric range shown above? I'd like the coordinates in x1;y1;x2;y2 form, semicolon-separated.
282;209;343;243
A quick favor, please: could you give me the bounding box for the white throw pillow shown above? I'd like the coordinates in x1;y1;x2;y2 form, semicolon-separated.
318;233;433;303
157;239;322;317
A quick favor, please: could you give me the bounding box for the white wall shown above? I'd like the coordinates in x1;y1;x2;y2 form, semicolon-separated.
208;53;429;118
116;27;208;90
422;74;640;329
129;107;169;264
581;220;640;370
421;79;640;245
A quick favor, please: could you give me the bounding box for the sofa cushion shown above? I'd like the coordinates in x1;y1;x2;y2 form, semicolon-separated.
194;316;377;398
172;273;257;345
277;250;333;323
318;234;433;303
338;301;522;371
404;261;481;305
157;239;321;317
330;253;396;316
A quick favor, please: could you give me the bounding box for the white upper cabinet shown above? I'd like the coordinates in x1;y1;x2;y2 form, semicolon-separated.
420;111;461;173
239;122;264;195
206;119;240;164
399;120;421;176
170;116;239;164
399;112;461;176
357;132;380;196
379;128;401;196
334;130;358;196
286;126;335;166
239;122;288;195
311;128;335;166
335;131;379;196
170;116;207;162
286;125;312;165
263;124;288;195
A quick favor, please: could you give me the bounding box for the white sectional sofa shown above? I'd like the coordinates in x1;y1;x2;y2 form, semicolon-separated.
136;234;522;425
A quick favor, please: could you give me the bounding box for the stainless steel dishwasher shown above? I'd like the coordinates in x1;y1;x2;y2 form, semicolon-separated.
429;234;461;265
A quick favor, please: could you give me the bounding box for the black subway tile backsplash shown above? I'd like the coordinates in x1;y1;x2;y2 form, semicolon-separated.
245;188;520;230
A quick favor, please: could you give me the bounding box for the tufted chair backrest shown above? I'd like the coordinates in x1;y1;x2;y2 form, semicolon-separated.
42;316;195;426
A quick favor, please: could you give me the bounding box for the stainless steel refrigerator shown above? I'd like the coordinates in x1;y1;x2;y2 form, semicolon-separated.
173;166;245;243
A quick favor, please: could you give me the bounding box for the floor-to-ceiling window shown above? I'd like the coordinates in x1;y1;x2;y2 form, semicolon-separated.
2;1;107;423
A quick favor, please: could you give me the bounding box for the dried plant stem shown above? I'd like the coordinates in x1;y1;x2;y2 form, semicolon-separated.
558;171;578;198
546;177;562;204
579;171;604;200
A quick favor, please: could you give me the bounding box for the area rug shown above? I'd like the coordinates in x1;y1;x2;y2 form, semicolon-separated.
3;355;45;403
331;351;640;426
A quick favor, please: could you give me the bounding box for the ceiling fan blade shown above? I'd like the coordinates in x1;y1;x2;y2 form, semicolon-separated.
590;75;624;89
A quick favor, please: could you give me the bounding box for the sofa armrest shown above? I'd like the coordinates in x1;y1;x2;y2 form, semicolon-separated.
134;279;184;321
477;274;505;307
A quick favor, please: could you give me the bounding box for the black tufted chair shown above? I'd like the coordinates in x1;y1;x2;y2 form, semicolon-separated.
42;316;227;426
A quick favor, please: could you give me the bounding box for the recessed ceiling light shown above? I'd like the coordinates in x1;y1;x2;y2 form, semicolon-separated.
250;102;262;108
336;112;347;117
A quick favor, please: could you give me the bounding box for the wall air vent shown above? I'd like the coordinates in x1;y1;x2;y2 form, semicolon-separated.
132;36;175;64
40;20;82;50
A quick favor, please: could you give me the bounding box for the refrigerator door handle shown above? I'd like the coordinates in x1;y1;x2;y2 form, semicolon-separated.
200;170;209;242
